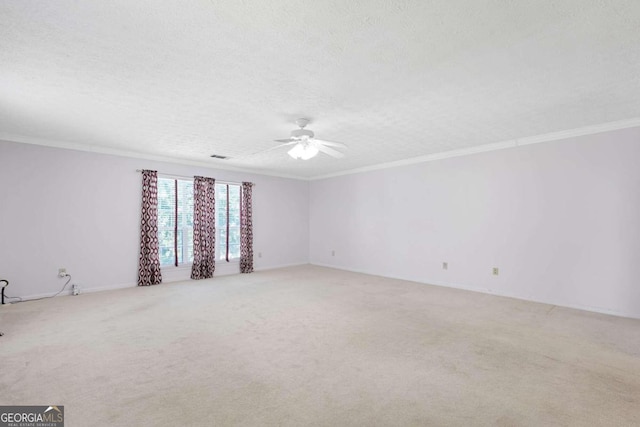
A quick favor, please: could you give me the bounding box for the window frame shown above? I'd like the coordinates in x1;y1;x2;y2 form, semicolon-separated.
155;176;243;268
215;182;242;263
157;176;194;268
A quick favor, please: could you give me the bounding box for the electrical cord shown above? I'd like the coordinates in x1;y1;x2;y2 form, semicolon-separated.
5;274;72;304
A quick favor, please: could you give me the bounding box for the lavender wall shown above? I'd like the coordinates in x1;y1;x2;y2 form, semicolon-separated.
0;141;309;299
309;127;640;318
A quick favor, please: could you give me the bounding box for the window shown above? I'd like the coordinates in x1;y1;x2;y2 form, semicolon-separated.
156;178;241;267
216;183;241;261
157;178;194;266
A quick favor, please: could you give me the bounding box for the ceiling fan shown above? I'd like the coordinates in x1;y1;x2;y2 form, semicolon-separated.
268;118;347;160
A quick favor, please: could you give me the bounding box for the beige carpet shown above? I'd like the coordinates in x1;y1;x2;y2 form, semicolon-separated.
1;265;639;426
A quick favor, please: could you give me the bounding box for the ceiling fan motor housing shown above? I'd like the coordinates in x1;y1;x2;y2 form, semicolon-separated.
291;128;314;139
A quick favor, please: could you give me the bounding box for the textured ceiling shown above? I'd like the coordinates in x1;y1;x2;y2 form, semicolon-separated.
1;1;640;178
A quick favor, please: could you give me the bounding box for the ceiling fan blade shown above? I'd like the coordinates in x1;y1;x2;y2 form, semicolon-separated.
250;141;297;156
273;139;295;143
315;144;345;159
313;139;347;149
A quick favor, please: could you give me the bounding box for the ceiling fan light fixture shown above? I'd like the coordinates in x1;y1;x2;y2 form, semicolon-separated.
287;144;303;159
288;142;318;160
300;144;319;160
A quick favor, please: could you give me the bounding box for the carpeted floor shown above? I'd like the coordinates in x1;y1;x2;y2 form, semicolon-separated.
1;265;639;426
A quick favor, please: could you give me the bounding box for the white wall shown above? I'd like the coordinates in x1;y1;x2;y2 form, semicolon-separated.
0;141;309;299
309;127;640;318
3;127;640;318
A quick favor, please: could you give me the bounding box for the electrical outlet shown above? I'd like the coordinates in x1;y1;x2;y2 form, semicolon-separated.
492;267;499;276
258;252;262;258
58;268;67;277
331;250;335;256
442;262;448;270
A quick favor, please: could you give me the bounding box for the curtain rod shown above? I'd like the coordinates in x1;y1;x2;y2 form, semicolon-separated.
135;170;254;186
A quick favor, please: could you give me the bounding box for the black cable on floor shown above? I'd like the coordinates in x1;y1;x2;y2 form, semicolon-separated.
6;275;72;303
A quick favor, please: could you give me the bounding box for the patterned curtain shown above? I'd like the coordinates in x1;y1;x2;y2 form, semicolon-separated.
240;182;254;273
138;170;162;286
191;176;216;280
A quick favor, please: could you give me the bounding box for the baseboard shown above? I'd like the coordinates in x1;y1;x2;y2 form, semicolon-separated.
309;262;640;320
5;281;138;302
79;282;138;294
255;262;309;272
5;291;71;302
7;263;310;303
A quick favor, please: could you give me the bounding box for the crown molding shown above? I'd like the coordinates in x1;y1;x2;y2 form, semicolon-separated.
310;117;640;180
0;132;307;181
3;116;640;182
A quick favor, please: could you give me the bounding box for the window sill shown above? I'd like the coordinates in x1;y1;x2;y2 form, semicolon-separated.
160;260;239;270
161;263;192;271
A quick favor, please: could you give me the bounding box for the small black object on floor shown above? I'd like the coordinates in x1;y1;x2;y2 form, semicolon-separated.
1;279;8;336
